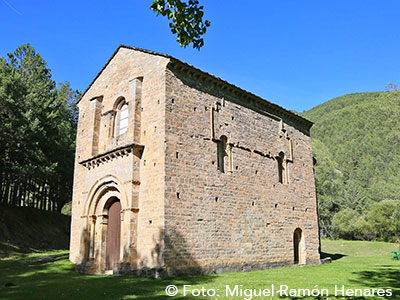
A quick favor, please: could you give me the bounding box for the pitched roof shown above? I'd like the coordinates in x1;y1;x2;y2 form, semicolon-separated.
78;45;312;128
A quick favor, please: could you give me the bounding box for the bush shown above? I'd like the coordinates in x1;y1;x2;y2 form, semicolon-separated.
367;200;400;243
332;209;371;240
61;201;72;216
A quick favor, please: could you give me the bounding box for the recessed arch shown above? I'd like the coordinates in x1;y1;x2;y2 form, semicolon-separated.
293;228;306;264
84;175;128;217
81;175;130;272
95;190;121;216
113;95;127;110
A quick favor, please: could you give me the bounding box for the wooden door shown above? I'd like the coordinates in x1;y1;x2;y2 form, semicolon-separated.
106;200;121;270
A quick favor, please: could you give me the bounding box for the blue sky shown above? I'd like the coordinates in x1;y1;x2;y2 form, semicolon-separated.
1;0;399;112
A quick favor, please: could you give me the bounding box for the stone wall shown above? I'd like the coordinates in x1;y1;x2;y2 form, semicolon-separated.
69;48;169;272
163;62;320;275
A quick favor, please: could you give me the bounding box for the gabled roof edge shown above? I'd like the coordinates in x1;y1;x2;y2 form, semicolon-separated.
77;45;313;129
77;45;173;104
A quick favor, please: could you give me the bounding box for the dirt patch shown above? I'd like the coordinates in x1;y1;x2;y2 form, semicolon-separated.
0;204;71;257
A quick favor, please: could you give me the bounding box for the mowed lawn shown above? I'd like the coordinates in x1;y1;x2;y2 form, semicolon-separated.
0;239;399;300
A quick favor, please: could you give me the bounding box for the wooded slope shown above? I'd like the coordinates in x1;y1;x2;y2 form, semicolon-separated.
302;90;400;240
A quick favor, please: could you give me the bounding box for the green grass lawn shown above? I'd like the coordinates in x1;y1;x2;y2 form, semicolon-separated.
0;239;399;300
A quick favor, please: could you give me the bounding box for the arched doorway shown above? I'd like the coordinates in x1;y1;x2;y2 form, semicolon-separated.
293;228;305;264
106;199;121;270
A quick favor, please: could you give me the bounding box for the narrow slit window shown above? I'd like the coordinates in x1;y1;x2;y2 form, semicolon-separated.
277;151;288;184
217;141;225;173
217;136;228;173
277;152;285;184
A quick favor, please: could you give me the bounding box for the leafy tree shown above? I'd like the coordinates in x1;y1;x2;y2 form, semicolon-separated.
367;200;400;243
150;0;210;50
311;139;344;237
332;209;370;240
0;44;78;211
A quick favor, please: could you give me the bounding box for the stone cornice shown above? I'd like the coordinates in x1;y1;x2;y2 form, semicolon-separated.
167;60;313;131
79;142;144;169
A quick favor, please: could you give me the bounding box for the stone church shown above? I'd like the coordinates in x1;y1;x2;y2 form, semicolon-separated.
69;45;320;276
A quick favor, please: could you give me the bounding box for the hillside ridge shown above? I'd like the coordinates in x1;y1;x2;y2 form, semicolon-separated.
301;89;400;241
303;91;382;122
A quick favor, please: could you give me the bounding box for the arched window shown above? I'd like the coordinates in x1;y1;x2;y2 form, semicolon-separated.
277;151;285;184
217;136;227;173
217;135;233;173
113;98;129;137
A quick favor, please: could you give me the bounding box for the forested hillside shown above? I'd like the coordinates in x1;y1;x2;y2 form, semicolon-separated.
302;89;400;242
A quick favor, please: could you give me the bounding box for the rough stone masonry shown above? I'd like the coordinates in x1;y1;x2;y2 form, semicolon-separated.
69;45;320;276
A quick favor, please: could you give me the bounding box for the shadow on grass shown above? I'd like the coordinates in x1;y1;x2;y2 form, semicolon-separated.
320;252;346;261
284;265;400;300
270;264;399;300
349;265;400;299
0;204;71;258
0;253;216;300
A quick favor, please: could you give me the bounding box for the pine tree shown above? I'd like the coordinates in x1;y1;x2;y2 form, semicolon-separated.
0;44;79;211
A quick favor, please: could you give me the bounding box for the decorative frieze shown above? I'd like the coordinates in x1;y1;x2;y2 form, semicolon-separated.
79;142;144;170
